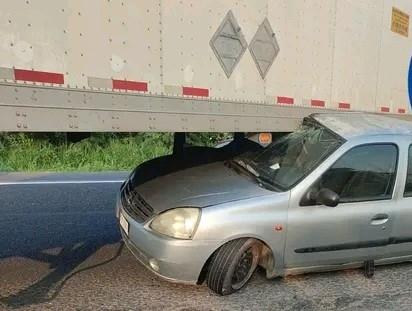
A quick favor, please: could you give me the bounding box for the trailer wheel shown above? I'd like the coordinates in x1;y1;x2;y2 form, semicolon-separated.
206;238;260;295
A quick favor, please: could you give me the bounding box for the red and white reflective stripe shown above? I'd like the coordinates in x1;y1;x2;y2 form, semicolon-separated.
14;69;64;84
182;86;209;97
311;99;325;108
381;107;390;113
278;98;329;108
88;76;148;92
164;85;209;97
0;68;65;84
112;79;147;92
276;96;294;105
338;102;351;109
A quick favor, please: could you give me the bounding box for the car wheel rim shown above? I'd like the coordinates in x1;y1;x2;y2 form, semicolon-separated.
231;247;256;290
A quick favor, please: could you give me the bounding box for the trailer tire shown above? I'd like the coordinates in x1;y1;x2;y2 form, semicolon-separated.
206;238;260;295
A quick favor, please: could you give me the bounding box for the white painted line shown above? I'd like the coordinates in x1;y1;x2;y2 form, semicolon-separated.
0;180;124;186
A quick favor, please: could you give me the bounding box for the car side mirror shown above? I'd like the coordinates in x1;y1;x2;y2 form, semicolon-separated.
317;188;339;207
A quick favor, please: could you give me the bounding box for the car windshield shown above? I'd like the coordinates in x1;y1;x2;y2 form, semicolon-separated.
234;120;344;191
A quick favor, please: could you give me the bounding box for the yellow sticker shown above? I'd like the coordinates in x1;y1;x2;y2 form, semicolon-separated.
391;7;409;37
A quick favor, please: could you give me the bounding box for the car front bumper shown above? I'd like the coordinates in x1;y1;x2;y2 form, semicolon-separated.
116;198;217;284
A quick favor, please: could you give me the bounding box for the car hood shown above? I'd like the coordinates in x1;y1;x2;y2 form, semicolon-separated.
135;162;273;213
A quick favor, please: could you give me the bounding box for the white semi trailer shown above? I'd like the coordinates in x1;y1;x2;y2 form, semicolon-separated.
0;0;411;132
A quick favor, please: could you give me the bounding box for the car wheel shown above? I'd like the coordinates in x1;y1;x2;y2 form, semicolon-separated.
206;238;261;295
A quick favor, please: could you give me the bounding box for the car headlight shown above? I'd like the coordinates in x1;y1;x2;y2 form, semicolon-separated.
149;207;201;239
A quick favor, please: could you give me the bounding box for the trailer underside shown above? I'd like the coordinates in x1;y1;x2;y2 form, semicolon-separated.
2;82;410;133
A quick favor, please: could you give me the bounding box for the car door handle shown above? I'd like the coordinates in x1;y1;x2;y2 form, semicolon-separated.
370;214;389;225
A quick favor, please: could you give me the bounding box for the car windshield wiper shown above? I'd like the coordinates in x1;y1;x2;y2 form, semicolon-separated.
226;159;258;179
232;159;259;177
228;160;281;192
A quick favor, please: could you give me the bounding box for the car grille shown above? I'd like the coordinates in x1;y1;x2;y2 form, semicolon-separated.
121;181;154;223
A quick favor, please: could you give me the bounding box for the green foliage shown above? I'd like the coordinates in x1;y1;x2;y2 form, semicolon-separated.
0;133;173;172
186;133;232;146
0;132;229;172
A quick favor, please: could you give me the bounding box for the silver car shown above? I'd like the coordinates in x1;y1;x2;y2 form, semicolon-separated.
116;112;412;295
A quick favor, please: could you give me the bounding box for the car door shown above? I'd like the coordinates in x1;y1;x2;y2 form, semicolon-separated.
386;142;412;259
284;143;399;269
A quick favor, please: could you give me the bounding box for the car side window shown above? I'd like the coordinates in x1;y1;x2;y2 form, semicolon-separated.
404;145;412;197
308;144;398;204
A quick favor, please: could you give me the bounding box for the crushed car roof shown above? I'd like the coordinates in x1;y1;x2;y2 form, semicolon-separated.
311;112;412;139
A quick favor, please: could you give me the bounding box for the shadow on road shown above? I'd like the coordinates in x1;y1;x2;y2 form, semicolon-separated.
0;182;124;309
0;241;124;309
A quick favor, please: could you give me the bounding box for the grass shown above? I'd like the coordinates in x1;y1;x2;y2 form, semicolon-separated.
0;133;229;172
0;133;173;172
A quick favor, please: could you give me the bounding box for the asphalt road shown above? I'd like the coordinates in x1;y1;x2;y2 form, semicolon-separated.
2;173;412;310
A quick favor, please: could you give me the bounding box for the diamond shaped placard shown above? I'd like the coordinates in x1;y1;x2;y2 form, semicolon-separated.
210;10;248;78
249;18;280;79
